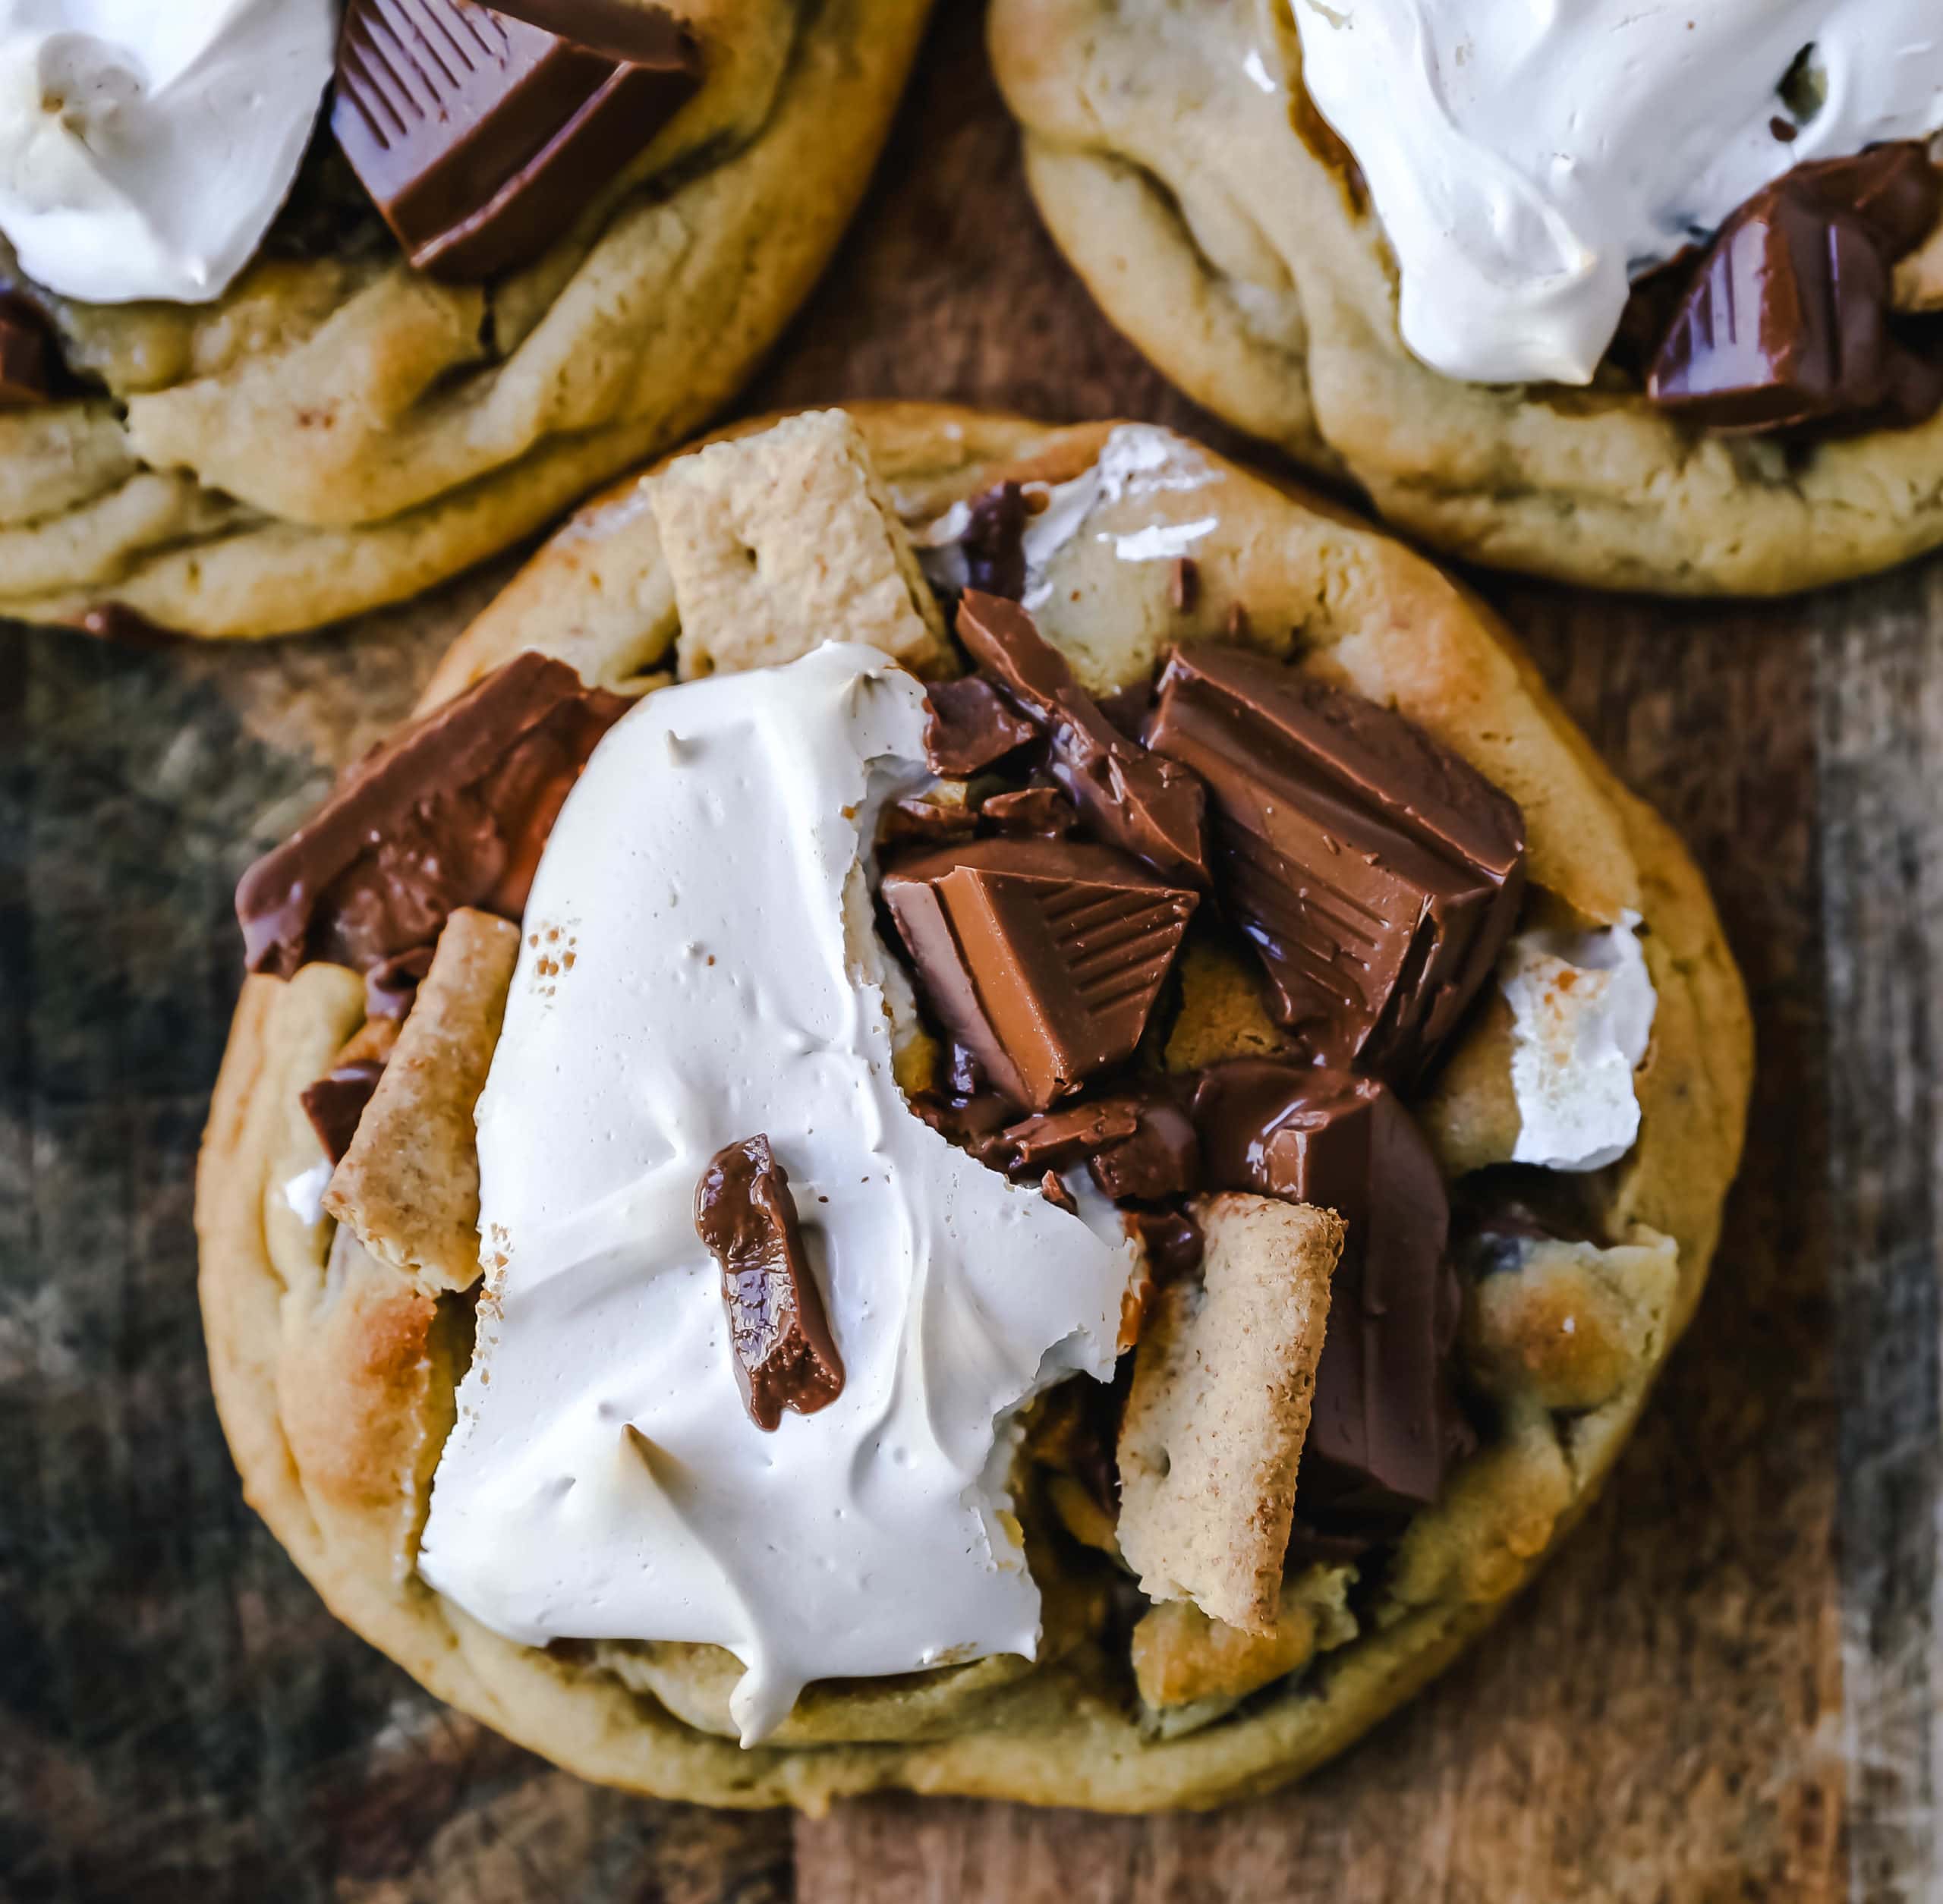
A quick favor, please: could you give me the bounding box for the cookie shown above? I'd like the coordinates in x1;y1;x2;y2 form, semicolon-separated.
989;0;1943;594
0;0;931;640
196;403;1752;1809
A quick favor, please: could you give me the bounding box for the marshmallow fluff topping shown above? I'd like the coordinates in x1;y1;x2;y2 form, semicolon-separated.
1290;0;1943;384
0;0;335;303
417;644;1139;1744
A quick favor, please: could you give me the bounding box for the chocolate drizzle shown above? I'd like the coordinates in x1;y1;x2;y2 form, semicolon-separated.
236;651;628;992
694;1135;844;1431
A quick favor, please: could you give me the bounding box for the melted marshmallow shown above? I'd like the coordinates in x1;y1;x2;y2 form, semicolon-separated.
915;425;1218;604
417;643;1138;1745
1501;915;1656;1173
1291;0;1943;383
0;1;335;304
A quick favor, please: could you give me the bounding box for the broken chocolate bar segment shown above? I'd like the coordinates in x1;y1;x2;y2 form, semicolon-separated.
1193;1060;1463;1515
694;1135;844;1432
923;677;1036;776
489;0;695;61
959;481;1029;600
1128;1206;1204;1282
237;650;628;988
301;1059;389;1165
0;297;53;408
957;592;1210;888
332;0;701;282
881;835;1198;1113
1649;143;1943;433
979;787;1076;837
981;1089;1198;1201
1143;644;1525;1087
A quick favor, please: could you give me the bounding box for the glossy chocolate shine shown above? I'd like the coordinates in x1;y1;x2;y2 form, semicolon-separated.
693;1135;845;1432
1649;143;1943;433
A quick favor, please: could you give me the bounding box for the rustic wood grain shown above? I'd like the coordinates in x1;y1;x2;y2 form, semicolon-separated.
1;2;1937;1898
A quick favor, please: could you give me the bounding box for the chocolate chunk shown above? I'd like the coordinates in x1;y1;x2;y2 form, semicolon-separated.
956;592;1209;888
332;0;701;282
878;793;978;849
1168;555;1198;614
881;835;1198;1113
909;1082;1015;1148
77;605;184;649
1127;1205;1204;1282
694;1135;844;1431
959;481;1029;600
1143;644;1525;1087
301;1060;388;1165
237;650;628;988
1094;678;1154;743
1040;1170;1079;1215
489;0;695;61
979;787;1076;837
1648;143;1943;433
0;297;52;408
981;1087;1198;1203
1194;1060;1461;1515
923;677;1036;776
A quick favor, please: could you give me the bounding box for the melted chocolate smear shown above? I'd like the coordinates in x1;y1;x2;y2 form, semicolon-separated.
959;481;1029;600
880;834;1197;1113
300;1060;387;1165
694;1135;844;1431
1144;643;1525;1087
0;294;54;408
236;651;628;993
1648;142;1943;433
956;591;1210;889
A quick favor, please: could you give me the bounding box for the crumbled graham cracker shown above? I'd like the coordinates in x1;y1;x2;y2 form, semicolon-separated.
1116;1192;1343;1634
650;411;951;680
324;908;518;1293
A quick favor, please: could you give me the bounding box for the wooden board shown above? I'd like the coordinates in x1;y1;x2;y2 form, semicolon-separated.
2;6;1938;1899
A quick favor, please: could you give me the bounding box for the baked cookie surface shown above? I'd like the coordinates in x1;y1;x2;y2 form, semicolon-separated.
197;402;1752;1810
0;0;929;640
988;0;1943;595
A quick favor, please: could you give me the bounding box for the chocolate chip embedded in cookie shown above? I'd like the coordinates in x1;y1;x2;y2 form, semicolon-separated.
195;404;1752;1811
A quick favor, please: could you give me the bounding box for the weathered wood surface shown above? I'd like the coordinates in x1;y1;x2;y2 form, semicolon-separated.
2;5;1938;1898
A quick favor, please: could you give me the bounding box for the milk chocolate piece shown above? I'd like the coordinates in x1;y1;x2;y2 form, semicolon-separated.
490;0;694;61
881;835;1198;1113
237;651;628;987
332;0;700;282
694;1135;844;1432
923;678;1035;776
1194;1060;1460;1515
0;297;52;408
301;1060;388;1164
979;787;1076;837
878;794;978;848
988;1089;1199;1204
1144;644;1525;1086
957;592;1209;888
1649;143;1943;433
959;481;1029;600
1128;1206;1204;1282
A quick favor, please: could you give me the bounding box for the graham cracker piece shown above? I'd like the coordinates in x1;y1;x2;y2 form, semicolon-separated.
324;908;519;1293
650;410;950;679
1116;1192;1342;1634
